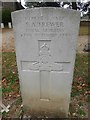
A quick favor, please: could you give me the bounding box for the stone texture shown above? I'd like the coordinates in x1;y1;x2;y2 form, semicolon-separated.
12;7;80;117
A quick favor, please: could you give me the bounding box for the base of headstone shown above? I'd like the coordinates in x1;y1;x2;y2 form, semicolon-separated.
23;105;67;118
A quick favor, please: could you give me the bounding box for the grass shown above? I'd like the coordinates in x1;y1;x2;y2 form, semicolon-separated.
77;108;86;117
1;52;89;118
2;52;20;99
71;54;89;98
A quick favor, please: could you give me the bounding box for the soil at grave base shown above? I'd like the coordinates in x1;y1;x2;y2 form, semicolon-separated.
1;28;89;53
22;105;67;118
2;95;88;118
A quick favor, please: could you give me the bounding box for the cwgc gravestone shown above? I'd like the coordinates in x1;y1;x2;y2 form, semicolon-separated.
12;7;80;117
8;22;12;28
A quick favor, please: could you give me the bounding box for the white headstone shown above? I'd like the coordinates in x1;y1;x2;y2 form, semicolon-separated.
1;23;4;29
8;22;12;28
12;8;80;117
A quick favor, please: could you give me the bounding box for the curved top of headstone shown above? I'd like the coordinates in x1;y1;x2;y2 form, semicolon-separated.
12;7;80;16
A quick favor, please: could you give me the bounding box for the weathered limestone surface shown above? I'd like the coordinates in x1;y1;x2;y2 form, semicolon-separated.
12;8;80;117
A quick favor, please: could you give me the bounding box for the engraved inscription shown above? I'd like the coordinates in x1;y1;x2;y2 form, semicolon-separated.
26;22;64;28
25;15;65;21
26;21;64;33
25;15;65;34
